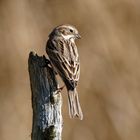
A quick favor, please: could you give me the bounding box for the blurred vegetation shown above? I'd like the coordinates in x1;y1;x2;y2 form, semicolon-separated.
0;0;140;140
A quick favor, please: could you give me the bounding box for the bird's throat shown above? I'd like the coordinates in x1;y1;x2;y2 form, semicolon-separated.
62;34;75;43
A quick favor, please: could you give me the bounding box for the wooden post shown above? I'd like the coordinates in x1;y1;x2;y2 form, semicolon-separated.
28;52;63;140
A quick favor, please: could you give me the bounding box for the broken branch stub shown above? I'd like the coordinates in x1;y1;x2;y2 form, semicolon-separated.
28;52;63;140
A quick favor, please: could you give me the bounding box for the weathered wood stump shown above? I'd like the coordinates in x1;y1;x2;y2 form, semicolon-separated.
28;52;63;140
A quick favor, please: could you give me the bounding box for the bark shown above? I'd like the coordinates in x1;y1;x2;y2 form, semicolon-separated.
28;52;63;140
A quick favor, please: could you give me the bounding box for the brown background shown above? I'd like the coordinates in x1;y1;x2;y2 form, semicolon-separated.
0;0;140;140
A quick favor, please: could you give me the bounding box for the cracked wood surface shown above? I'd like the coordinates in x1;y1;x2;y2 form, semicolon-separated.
28;52;63;140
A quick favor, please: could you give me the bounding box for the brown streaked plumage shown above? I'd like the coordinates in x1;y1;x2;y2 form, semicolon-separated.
46;24;83;120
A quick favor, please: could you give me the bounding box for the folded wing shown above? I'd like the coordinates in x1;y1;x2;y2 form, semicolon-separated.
46;38;80;90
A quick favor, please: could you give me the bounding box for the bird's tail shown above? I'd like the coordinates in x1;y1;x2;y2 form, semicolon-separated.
67;89;83;120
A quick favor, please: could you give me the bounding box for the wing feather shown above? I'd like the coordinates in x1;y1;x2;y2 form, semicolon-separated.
46;38;80;89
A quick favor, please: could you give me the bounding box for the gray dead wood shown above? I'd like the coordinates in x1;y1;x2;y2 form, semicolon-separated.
28;52;63;140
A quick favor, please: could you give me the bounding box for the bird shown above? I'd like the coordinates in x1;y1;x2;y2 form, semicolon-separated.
46;24;83;120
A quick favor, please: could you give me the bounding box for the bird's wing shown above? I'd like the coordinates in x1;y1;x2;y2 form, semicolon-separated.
46;39;80;89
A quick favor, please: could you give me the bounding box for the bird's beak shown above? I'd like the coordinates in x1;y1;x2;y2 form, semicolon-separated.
76;34;81;39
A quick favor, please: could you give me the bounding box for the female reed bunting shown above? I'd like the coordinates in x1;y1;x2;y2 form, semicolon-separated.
46;24;83;120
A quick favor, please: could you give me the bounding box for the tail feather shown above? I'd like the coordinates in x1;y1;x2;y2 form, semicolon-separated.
67;89;83;120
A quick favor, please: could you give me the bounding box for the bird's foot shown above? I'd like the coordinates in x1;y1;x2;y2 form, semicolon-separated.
54;85;65;95
57;85;65;92
50;85;65;104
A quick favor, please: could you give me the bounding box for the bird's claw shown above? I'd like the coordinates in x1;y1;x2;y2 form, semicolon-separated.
54;85;65;94
58;85;65;92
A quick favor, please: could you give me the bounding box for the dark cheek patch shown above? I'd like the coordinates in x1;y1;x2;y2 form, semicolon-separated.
58;27;66;35
62;30;67;35
59;27;70;35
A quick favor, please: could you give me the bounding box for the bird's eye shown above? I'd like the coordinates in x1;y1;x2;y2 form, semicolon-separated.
70;29;73;33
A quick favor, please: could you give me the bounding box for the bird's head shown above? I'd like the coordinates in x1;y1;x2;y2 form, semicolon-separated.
49;24;81;41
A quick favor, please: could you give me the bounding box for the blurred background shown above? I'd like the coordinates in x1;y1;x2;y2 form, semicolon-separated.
0;0;140;140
